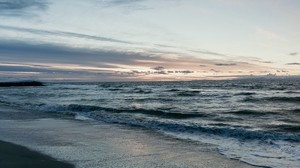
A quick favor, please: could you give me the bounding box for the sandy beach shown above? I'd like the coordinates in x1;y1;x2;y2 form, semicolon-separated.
0;104;258;168
0;140;74;168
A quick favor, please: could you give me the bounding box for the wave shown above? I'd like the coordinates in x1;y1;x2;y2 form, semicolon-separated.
0;99;11;105
284;91;300;94
266;124;300;133
243;96;300;103
98;83;113;88
38;104;211;119
176;90;201;96
132;88;152;94
108;88;123;91
226;110;278;116
126;97;175;102
86;111;300;142
107;87;152;93
35;103;300;142
0;96;13;105
291;109;300;113
163;88;201;96
165;88;181;92
266;96;300;102
234;92;256;96
117;88;152;94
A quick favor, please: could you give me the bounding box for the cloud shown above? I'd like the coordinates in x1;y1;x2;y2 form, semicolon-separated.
0;39;272;81
99;0;144;6
0;40;153;67
192;50;228;57
0;25;132;44
97;0;145;7
260;61;273;64
117;68;194;77
176;70;194;74
255;27;286;41
286;63;300;65
96;0;149;11
215;63;237;66
289;52;298;56
206;75;248;78
155;45;230;58
155;44;178;48
0;62;119;82
0;64;48;72
0;0;48;16
0;39;206;81
210;69;220;73
0;62;123;78
152;66;164;71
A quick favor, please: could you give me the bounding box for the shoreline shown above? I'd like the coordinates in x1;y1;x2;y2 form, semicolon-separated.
0;104;258;168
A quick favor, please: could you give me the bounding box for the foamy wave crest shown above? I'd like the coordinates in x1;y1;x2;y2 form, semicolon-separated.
35;104;300;142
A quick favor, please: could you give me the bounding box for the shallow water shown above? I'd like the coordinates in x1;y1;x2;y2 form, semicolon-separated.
0;79;299;168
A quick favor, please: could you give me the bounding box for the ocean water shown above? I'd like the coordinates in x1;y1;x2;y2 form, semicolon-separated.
0;79;299;168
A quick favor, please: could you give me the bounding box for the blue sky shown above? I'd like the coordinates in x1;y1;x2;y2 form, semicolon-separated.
0;0;299;81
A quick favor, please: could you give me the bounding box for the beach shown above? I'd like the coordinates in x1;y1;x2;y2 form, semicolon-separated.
1;0;300;167
0;140;74;168
0;104;257;168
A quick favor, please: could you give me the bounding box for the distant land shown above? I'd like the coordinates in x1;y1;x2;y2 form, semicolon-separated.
0;81;44;87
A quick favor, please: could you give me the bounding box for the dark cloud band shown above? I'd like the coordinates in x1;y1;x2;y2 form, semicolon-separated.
0;40;148;66
0;25;132;44
0;0;48;16
215;63;237;66
286;63;300;65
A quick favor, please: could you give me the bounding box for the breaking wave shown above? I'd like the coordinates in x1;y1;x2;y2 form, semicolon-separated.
38;104;211;119
35;103;300;142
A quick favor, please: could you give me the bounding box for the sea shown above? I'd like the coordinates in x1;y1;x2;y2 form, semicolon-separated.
0;79;299;168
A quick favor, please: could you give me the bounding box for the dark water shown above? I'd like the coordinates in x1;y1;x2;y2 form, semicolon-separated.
0;79;299;168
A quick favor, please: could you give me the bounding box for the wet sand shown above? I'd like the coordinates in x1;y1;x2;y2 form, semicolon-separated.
0;105;258;168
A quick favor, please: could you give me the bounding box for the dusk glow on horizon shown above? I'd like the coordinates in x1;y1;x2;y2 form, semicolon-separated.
0;0;299;81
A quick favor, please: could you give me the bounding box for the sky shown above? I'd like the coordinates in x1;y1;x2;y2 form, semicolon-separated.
0;0;299;81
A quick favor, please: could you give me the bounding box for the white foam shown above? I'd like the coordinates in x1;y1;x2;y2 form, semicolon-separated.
74;114;93;121
162;131;300;168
